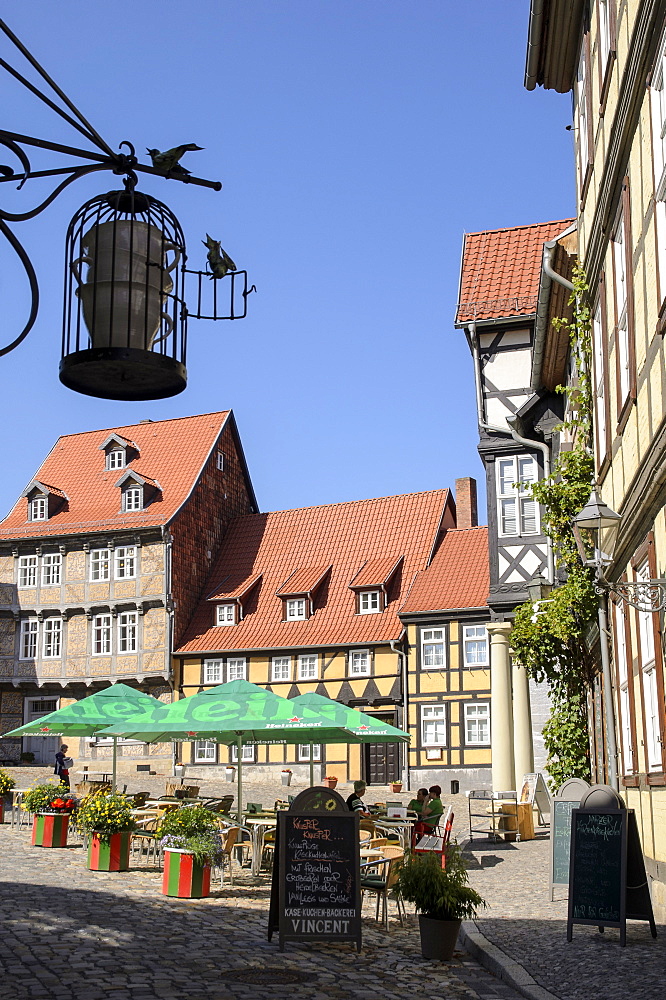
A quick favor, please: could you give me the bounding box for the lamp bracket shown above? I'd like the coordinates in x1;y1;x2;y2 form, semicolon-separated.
602;579;666;613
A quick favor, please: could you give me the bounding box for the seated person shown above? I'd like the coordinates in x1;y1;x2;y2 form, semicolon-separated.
346;780;371;818
421;785;444;828
407;788;429;817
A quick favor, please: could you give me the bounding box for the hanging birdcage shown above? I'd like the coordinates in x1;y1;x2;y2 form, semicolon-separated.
59;185;188;400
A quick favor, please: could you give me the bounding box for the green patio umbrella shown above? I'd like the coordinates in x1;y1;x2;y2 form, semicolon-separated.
4;683;163;791
98;679;362;818
289;691;410;786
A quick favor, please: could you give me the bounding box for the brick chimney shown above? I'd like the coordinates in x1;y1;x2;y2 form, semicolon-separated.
455;477;478;529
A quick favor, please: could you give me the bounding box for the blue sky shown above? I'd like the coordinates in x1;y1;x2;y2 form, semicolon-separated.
0;1;572;521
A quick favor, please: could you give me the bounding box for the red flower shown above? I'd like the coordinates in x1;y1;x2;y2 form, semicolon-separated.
65;799;75;810
51;798;66;809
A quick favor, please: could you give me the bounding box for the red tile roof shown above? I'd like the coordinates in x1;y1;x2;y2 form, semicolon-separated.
276;566;332;597
177;490;451;653
399;527;489;614
455;220;574;324
0;412;232;539
207;573;263;602
349;556;403;589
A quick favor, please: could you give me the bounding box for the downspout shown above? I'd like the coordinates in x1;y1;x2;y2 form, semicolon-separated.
162;526;178;776
505;416;554;588
467;321;554;586
390;638;409;791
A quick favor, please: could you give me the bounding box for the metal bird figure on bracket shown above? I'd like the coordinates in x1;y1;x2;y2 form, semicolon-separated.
203;233;236;278
146;143;203;177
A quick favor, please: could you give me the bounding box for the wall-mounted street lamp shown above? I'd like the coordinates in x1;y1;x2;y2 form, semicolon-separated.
572;488;666;613
0;19;254;401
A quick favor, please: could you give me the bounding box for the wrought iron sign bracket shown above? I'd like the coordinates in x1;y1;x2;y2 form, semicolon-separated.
596;577;666;614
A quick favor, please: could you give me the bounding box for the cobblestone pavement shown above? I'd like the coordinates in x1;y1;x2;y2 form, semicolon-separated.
463;834;665;1000
0;823;523;1000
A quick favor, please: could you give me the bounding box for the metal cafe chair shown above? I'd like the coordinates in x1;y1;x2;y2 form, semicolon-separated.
360;850;407;930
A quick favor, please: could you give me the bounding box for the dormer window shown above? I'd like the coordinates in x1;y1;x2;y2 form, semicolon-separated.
286;598;308;621
99;433;137;471
358;590;381;614
216;604;236;626
123;486;143;511
29;497;48;521
107;449;125;470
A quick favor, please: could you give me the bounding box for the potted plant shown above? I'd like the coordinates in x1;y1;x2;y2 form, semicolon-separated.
158;804;222;898
0;768;16;825
390;780;403;793
281;768;292;786
395;844;485;960
20;751;35;763
324;775;338;789
23;782;76;848
224;765;236;783
77;792;136;871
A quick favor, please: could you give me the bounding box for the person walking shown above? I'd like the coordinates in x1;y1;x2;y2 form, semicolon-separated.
54;744;72;789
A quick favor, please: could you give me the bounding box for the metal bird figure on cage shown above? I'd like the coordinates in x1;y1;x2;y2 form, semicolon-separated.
146;144;204;176
203;234;237;279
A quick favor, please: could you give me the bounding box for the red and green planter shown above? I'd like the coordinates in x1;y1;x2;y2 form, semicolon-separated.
162;848;211;898
32;812;70;847
88;830;132;872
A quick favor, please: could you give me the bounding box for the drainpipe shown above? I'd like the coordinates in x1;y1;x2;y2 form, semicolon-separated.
162;526;178;776
466;321;553;585
505;416;554;588
390;638;409;791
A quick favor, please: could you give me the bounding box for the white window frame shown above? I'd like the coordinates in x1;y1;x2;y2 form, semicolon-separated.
194;740;217;763
286;598;307;621
598;0;612;79
349;649;371;676
497;455;539;536
650;29;666;295
216;451;225;471
41;552;62;586
231;744;255;762
18;555;38;588
123;486;143;512
298;744;321;761
118;611;138;653
271;656;291;682
93;614;112;655
613;601;633;774
297;654;318;680
115;546;136;580
636;560;661;770
593;301;607;460
421;704;447;747
90;548;110;582
463;625;489;667
106;448;125;470
42;618;62;659
358;590;381;614
421;627;446;670
464;701;490;746
612;213;631;405
575;39;589;179
216;604;236;626
227;657;247;681
203;659;223;684
20;619;38;659
29;496;48;521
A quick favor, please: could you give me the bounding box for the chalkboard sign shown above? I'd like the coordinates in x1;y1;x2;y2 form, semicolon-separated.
566;808;657;947
551;799;577;886
268;786;362;952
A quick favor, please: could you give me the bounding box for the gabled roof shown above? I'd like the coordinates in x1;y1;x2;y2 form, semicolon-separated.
349;555;403;590
455;220;574;324
114;470;162;491
20;481;69;501
98;433;137;452
276;566;332;597
399;527;489;615
0;411;243;539
207;573;263;603
177;490;451;653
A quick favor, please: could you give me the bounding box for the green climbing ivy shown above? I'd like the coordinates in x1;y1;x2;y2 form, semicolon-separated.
510;264;596;789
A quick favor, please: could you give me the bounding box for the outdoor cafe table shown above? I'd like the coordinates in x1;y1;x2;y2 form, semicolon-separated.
373;818;412;849
244;816;277;875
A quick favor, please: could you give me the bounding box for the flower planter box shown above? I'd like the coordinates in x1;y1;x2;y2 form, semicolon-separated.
162;848;211;898
0;799;5;824
224;767;235;783
32;813;69;848
281;771;292;786
323;778;338;789
390;783;403;793
88;831;132;872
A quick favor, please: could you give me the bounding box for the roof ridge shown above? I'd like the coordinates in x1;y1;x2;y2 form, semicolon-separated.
249;487;449;518
55;410;230;441
464;218;574;239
